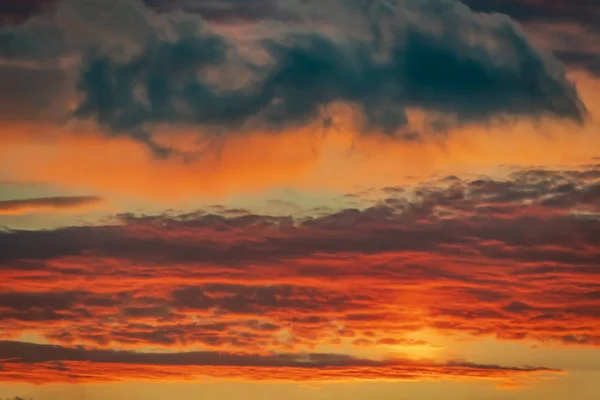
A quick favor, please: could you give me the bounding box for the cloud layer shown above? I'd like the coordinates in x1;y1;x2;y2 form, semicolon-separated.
1;164;599;386
0;0;585;155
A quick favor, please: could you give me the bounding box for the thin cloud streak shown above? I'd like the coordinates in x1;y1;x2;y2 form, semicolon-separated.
0;196;103;215
0;340;560;384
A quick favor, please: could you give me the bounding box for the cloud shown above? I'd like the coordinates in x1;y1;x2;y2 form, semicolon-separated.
460;0;600;30
2;75;600;201
0;0;288;24
0;65;68;121
0;0;51;24
0;196;103;214
0;340;559;384
0;0;585;155
460;1;600;77
0;165;599;354
150;0;295;23
553;51;600;78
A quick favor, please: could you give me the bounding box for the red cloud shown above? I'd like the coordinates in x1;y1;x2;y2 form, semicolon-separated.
0;166;599;384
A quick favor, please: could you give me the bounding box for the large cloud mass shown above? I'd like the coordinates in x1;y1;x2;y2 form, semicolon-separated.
0;0;585;155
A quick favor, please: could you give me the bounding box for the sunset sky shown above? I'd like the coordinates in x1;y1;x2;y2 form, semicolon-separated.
1;1;599;399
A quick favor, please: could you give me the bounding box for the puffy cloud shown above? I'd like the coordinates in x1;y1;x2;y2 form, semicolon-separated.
0;0;585;155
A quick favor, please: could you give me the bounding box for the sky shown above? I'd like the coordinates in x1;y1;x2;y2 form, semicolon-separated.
0;0;599;399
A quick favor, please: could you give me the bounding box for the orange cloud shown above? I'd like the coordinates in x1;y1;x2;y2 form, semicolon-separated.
1;164;599;360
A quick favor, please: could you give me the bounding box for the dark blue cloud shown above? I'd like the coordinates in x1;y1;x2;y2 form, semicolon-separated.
0;0;587;155
0;0;287;24
148;0;295;22
460;0;600;30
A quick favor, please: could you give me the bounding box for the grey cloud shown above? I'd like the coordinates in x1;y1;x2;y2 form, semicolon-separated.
553;50;600;77
0;66;67;121
0;0;585;156
460;0;600;30
149;0;295;23
460;0;600;77
0;0;288;24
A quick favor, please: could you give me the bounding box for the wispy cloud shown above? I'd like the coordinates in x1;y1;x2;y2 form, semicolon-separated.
460;0;600;77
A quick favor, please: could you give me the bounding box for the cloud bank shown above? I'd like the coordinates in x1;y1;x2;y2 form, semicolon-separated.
1;165;599;369
0;0;585;155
